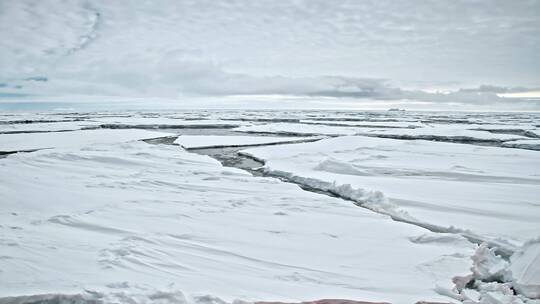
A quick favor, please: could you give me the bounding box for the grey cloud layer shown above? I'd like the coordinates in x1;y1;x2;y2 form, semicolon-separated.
0;0;539;107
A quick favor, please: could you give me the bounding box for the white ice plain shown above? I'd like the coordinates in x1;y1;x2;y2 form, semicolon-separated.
0;110;539;304
0;141;474;303
174;135;321;149
243;136;540;249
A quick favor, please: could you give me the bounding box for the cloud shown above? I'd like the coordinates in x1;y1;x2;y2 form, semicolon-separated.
2;0;539;84
0;0;539;109
458;85;540;94
5;58;538;110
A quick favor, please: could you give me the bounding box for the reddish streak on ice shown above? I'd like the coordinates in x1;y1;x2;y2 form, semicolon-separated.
256;300;452;304
255;300;389;304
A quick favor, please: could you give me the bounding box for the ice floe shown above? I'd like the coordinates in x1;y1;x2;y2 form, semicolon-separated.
235;122;529;144
0;120;101;134
1;109;539;303
174;135;321;149
92;116;249;129
299;120;425;129
0;140;474;303
0;129;173;152
502;139;540;151
242;136;540;249
234;123;364;136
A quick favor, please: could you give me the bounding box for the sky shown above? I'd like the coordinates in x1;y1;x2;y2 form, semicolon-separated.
0;0;539;110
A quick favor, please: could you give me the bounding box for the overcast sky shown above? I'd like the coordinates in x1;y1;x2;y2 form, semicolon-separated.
0;0;539;109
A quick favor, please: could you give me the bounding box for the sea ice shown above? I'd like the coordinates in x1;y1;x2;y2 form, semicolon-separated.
243;136;540;249
502;139;540;151
0;140;474;303
174;135;321;149
0;129;173;152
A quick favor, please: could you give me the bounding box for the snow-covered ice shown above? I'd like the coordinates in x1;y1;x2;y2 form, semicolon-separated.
0;140;475;303
92;116;249;129
1;110;539;303
356;125;530;142
236;123;529;143
0;120;101;134
1;0;540;299
508;239;540;298
234;123;363;136
243;136;540;249
0;129;173;152
174;135;321;149
299;119;425;129
502;139;540;151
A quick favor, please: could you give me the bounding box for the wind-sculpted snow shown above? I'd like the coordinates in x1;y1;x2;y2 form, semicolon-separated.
243;136;540;250
0;140;476;303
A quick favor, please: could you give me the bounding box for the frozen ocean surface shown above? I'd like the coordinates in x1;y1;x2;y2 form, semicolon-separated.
0;110;539;304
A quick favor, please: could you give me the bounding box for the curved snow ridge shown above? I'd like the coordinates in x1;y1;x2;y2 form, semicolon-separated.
247;157;517;256
408;233;474;248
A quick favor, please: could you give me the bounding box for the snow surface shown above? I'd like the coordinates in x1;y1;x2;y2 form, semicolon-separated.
0;120;101;134
358;125;529;142
0;112;78;123
0;140;475;303
502;140;540;151
299;119;425;129
174;135;320;149
242;136;540;249
91;116;249;128
0;129;173;152
1;110;539;303
236;123;528;142
509;239;540;298
234;123;363;136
